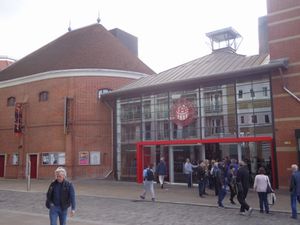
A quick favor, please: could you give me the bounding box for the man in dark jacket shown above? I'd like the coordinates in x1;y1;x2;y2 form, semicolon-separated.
236;161;253;216
289;164;300;219
197;162;206;197
216;161;227;207
46;167;76;225
156;157;167;189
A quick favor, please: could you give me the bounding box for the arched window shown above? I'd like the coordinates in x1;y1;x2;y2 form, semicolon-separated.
97;88;112;100
7;96;16;106
39;91;49;102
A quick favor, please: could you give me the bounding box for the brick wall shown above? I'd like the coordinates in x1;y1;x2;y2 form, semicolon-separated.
268;0;300;187
0;74;134;179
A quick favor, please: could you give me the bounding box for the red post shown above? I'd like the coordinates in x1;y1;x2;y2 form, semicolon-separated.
136;144;143;183
270;140;276;188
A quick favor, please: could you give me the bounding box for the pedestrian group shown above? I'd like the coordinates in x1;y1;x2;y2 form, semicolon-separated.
139;156;283;217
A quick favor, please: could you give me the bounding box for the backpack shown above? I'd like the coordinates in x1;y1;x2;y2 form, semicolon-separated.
146;169;154;181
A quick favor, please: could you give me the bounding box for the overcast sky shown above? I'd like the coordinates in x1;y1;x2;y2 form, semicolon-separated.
0;0;267;73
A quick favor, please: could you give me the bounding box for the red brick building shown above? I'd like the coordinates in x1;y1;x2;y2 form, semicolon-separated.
0;0;299;189
267;0;300;186
0;56;15;71
0;24;153;179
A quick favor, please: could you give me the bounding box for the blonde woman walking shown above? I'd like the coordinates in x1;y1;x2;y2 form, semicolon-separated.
253;167;270;214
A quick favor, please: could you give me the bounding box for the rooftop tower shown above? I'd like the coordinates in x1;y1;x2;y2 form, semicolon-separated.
206;27;242;53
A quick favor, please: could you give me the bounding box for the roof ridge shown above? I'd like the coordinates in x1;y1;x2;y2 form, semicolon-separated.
0;23;154;81
108;53;280;96
4;24;107;70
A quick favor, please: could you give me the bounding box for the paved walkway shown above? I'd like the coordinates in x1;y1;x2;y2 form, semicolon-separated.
0;178;296;214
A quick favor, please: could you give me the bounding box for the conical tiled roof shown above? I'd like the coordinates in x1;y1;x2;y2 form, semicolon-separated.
0;24;154;81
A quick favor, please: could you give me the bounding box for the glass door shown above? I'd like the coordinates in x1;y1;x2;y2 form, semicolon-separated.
173;146;190;183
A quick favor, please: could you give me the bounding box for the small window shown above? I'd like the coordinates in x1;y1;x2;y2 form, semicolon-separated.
265;115;270;123
42;152;65;165
240;116;245;124
7;96;16;106
238;90;243;99
250;89;255;98
97;88;112;99
252;115;257;123
39;91;49;102
262;87;268;96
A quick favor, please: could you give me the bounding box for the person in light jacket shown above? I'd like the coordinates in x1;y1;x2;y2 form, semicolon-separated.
184;158;198;188
253;167;270;214
140;164;155;201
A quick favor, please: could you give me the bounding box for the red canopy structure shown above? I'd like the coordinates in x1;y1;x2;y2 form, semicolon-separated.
136;136;275;187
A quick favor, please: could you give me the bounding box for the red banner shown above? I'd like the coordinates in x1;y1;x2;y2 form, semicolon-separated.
14;103;23;134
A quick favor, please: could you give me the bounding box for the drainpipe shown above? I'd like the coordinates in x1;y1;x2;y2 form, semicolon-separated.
279;68;300;102
103;100;115;179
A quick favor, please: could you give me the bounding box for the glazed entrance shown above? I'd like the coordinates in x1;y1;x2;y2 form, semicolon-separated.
137;138;274;187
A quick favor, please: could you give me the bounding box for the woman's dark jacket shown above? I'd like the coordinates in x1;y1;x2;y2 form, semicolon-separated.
46;179;76;210
156;161;167;175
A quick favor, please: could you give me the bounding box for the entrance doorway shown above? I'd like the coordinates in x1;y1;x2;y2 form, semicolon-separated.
173;147;189;183
29;154;38;179
172;145;202;183
0;155;5;177
203;142;272;186
205;143;221;161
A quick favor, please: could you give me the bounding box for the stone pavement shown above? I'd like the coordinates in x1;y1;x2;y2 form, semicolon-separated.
0;178;299;225
0;178;296;213
1;188;298;225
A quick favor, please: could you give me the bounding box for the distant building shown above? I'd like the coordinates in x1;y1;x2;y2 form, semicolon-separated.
0;56;15;71
110;28;138;57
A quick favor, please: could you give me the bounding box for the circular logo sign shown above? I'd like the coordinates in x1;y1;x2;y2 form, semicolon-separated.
170;98;196;127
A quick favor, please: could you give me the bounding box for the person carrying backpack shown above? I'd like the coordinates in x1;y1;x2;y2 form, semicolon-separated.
140;164;155;201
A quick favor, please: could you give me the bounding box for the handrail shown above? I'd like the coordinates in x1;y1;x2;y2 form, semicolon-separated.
283;86;300;103
104;169;113;178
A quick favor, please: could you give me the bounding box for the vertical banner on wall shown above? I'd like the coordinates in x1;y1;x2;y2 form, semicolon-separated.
14;103;23;135
64;97;73;134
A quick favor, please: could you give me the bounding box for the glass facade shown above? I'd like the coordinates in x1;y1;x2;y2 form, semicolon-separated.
116;75;273;181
